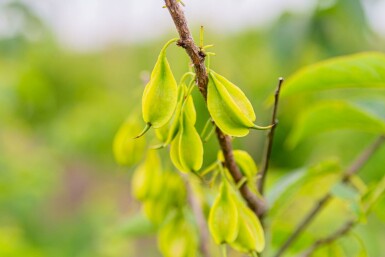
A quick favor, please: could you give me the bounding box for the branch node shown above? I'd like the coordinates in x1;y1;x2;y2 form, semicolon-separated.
177;39;187;48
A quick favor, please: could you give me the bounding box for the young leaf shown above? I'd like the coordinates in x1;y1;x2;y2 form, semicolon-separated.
170;131;185;171
170;109;203;173
230;198;265;253
236;151;258;178
131;150;163;201
113;118;146;167
162;170;187;207
218;150;259;192
208;180;239;244
282;52;385;98
139;39;178;136
155;84;184;144
158;213;198;257
183;83;197;124
207;70;271;137
142;199;170;226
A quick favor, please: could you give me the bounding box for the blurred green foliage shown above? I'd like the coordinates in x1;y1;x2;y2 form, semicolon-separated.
1;0;385;256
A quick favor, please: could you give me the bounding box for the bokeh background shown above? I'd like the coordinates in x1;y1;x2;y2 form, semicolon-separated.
1;0;385;256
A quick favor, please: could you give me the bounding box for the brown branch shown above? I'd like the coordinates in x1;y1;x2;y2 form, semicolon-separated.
258;77;284;195
164;0;266;218
216;127;267;216
300;219;357;257
164;0;207;98
183;175;211;257
274;135;385;257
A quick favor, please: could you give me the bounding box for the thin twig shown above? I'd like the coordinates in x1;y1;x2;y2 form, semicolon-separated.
258;78;284;195
274;135;385;257
300;219;357;257
164;0;266;218
183;175;211;257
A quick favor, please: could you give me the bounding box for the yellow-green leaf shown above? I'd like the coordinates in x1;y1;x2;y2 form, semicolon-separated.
113;118;146;167
158;214;198;257
155;84;184;143
170;109;203;173
142;39;178;128
208;180;239;244
131;150;163;201
178;111;203;172
207;70;255;137
230;200;265;253
282;52;385;98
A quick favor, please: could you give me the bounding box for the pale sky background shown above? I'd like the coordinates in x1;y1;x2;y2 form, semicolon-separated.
2;0;385;51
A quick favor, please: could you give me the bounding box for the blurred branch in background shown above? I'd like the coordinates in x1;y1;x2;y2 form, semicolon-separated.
274;135;385;257
300;219;357;257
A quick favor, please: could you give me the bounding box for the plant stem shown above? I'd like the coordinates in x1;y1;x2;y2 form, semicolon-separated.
221;244;227;257
163;0;267;218
258;78;284;196
252;251;260;257
274;135;385;257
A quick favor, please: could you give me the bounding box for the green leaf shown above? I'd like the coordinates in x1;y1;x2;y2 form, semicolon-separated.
331;183;363;218
230;198;265;253
352;99;385;121
329;242;347;257
351;233;368;257
217;150;258;178
268;159;341;215
331;183;359;202
288;101;385;147
113;118;146;167
282;52;385;98
142;39;178;129
131;150;163;201
207;70;256;137
208;180;239;244
349;175;368;195
158;213;199;257
361;174;385;214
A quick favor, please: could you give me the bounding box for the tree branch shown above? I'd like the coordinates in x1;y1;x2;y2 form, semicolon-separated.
258;77;284;195
216;127;267;217
300;219;357;257
164;0;207;98
274;135;385;257
164;0;266;218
